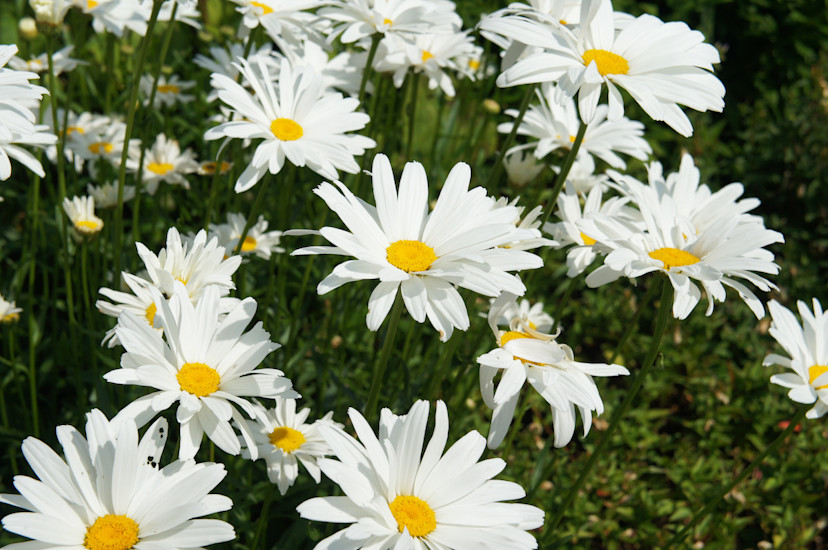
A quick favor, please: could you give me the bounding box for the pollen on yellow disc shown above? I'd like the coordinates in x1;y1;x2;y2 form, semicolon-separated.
270;118;303;141
145;303;157;326
421;50;434;63
241;235;257;252
176;362;220;397
383;17;392;25
499;330;531;347
269;426;306;453
84;514;139;550
389;495;437;537
386;240;437;273
89;142;114;155
580;232;596;246
648;247;700;270
157;84;180;94
582;49;629;76
76;220;103;233
87;0;98;9
250;0;273;14
147;162;174;175
809;365;828;390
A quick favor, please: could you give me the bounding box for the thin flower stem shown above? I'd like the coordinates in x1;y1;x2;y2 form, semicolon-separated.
251;487;276;549
542;278;673;541
358;34;381;106
132;2;178;246
502;394;530;458
113;0;164;278
552;275;577;331
485;84;536;189
233;173;272;256
204;147;227;229
405;73;422;160
540;121;587;227
667;405;809;548
426;330;462;400
364;293;405;420
610;280;660;364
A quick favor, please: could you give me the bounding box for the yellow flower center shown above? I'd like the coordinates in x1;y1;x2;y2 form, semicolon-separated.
270;118;303;141
89;142;114;155
240;235;257;252
648;247;700;270
389;495;436;537
582;49;629;76
809;365;828;390
147;162;173;175
176;362;220;397
66;125;85;136
156;84;180;94
2;312;20;323
421;50;434;63
382;17;392;25
559;19;568;25
580;232;596;246
250;0;273;14
200;161;231;175
84;514;139;550
468;59;480;70
269;426;305;453
499;331;544;365
87;0;97;9
75;219;103;233
386;240;437;273
145;303;157;326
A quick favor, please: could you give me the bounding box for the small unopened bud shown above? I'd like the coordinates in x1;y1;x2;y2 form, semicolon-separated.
19;16;38;39
330;335;343;349
29;0;69;25
482;98;500;114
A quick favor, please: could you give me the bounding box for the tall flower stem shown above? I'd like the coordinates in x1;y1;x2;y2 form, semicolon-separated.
132;2;178;246
542;279;673;541
364;294;404;419
113;0;164;277
233;173;272;256
405;73;422;160
485;84;536;189
540;121;587;227
667;405;809;547
358;34;381;106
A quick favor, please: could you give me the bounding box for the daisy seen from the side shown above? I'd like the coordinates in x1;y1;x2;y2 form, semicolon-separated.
297;400;545;549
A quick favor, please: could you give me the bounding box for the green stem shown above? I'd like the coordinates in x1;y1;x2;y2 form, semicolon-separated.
542;278;673;541
204;147;227;229
364;294;405;419
113;0;164;278
667;405;809;548
551;275;576;332
233;173;272;256
610;280;660;364
359;34;381;106
540;121;587;227
405;73;422;160
426;329;462;400
485;84;536;189
251;487;276;549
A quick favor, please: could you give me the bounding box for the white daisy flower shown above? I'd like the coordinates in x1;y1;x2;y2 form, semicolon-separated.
243;398;339;495
29;0;71;25
63;195;104;236
544;184;634;277
495;295;556;335
140;74;196;108
580;183;784;319
44;108;111;172
194;42;277;100
503;149;545;187
74;118;140;174
71;0;147;37
297;400;544;549
138;0;203;29
281;39;369;98
0;294;22;323
320;0;452;45
135;226;241;302
555;154;609;195
292;153;543;341
9;46;86;75
764;299;828;419
205;58;375;192
87;181;136;208
0;409;236;549
498;82;651;169
231;0;324;51
210;212;284;260
0;120;56;180
128;133;198;195
485;0;725;137
97;272;163;347
478;293;629;448
491;196;558;251
109;282;298;459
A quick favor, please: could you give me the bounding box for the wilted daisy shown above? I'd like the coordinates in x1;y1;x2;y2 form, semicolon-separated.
110;283;298;459
0;294;22;323
242;398;339;495
580;181;784;319
484;0;725;137
135;226;241;302
0;409;235;549
63;195;104;236
140;74;196;108
128;133;198;194
297;400;544;549
205;58;375;192
210;212;283;260
292;153;543;341
499;82;651;169
764;299;828;419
